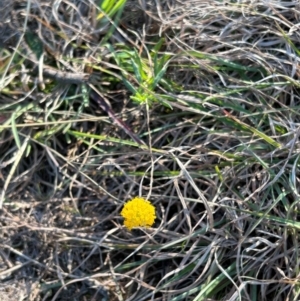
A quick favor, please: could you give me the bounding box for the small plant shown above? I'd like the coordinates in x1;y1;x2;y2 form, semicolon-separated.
109;40;173;106
121;197;156;230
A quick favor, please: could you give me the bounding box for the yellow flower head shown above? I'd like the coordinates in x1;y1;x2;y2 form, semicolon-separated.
121;197;156;230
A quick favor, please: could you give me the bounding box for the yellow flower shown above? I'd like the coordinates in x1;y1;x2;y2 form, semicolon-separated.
121;197;156;230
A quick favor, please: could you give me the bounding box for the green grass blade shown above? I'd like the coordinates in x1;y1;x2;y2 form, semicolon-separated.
11;109;21;149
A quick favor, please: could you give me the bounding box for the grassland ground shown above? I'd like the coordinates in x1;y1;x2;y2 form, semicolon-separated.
1;0;300;300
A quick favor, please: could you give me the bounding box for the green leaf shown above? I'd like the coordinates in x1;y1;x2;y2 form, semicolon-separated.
152;64;168;88
24;30;44;60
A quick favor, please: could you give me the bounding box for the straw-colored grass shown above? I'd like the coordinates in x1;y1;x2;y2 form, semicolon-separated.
1;0;300;300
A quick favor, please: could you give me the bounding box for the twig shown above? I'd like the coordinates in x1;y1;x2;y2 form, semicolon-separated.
89;85;146;146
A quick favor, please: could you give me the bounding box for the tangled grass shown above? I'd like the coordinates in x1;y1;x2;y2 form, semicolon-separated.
1;0;300;300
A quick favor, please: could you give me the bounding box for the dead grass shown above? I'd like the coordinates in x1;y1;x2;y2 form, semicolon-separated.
1;0;300;300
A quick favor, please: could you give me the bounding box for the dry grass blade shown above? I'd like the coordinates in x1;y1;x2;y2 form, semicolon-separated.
173;155;214;230
0;135;30;208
